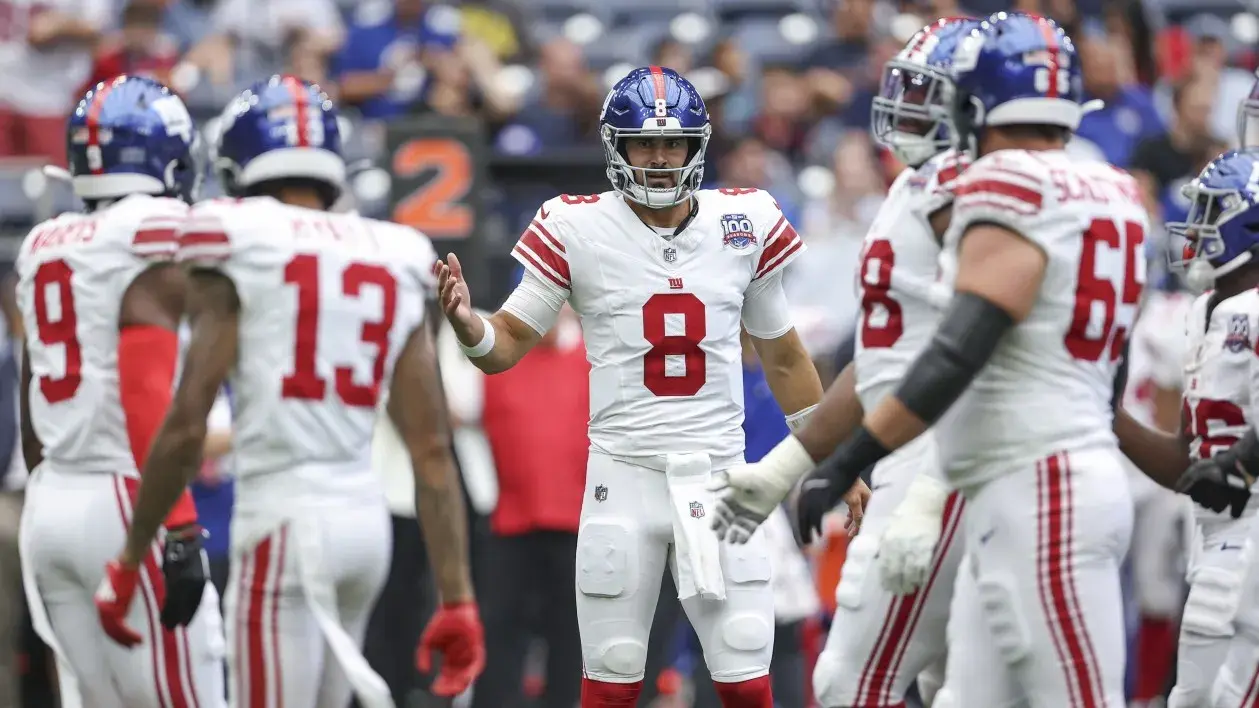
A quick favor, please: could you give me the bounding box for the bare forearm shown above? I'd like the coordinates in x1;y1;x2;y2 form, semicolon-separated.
795;363;863;462
413;455;474;602
1114;407;1188;488
123;420;205;564
461;312;531;374
763;356;824;417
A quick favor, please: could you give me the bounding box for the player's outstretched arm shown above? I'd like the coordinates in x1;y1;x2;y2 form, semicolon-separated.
387;321;485;695
19;344;42;473
436;254;547;374
1113;406;1188;488
119;270;239;567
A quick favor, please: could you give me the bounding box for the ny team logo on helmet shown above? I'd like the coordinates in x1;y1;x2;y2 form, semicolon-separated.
1169;149;1259;292
945;12;1083;155
66;75;199;204
599;66;711;209
1239;69;1259;149
871;16;980;167
214;74;345;200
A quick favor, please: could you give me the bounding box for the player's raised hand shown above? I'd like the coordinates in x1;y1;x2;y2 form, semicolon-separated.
95;559;143;647
435;254;475;330
416;601;486;697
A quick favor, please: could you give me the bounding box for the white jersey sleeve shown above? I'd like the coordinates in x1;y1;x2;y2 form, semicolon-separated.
748;191;804;282
741;269;793;339
511;198;574;296
948;149;1077;253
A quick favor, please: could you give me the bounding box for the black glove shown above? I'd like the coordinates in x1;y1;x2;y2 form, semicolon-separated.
1176;449;1256;519
794;429;888;543
160;525;209;630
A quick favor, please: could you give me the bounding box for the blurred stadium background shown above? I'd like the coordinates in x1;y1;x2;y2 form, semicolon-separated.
0;0;1257;706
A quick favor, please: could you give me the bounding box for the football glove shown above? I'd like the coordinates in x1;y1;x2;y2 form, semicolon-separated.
417;601;486;697
709;436;814;544
96;560;143;647
878;474;950;596
161;525;209;630
1176;446;1256;520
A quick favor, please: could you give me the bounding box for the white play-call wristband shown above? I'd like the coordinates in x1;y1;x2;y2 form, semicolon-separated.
785;403;818;431
458;315;496;358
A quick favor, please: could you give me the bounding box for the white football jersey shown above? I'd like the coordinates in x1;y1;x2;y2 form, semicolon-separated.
935;149;1149;486
176;197;435;491
15;194;187;475
510;188;803;465
1182;289;1259;521
1123;290;1192;428
854;149;967;411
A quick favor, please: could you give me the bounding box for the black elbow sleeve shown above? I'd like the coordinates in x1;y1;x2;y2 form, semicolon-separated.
895;292;1015;425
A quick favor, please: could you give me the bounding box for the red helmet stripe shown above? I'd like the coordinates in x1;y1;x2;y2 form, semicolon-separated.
648;65;667;103
1032;15;1061;99
282;75;309;147
86;77;120;175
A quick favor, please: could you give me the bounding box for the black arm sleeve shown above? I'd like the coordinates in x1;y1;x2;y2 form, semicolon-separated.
1112;336;1131;411
894;291;1015;425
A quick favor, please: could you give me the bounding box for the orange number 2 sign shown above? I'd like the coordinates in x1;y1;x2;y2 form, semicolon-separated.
391;138;475;239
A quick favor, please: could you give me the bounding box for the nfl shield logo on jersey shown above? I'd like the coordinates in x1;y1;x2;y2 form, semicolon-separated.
720;213;757;251
689;501;705;518
663;247;677;263
594;485;608;502
1226;314;1251;353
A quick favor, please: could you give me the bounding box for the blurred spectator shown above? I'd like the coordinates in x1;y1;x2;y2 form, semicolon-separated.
652;37;694;76
718;134;800;225
456;0;524;62
790;130;884;356
335;0;459;121
801;0;873;76
180;0;343;91
751;66;811;162
1074;24;1163;168
161;0;218;52
1130;76;1223;227
0;0;112;164
707;37;757;135
1180;13;1252;144
494;38;602;153
474;306;587;708
85;0;180;92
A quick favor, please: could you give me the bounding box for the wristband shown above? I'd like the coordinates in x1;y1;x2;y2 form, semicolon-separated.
785;403;818;431
458;315;496;358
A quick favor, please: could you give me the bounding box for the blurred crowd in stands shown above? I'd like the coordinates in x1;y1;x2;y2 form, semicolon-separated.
0;0;1257;705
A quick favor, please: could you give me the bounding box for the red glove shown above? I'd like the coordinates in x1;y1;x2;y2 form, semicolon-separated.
416;601;486;696
95;560;143;647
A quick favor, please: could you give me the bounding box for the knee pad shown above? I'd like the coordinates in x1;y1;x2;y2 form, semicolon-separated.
576;519;637;599
589;638;649;679
835;532;879;611
716;541;774;656
1182;565;1244;638
918;662;946;707
717;613;773;654
975;573;1031;665
932;685;958;708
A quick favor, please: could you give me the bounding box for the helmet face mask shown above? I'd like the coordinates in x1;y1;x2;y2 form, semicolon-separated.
1168;150;1259;292
599;66;711;209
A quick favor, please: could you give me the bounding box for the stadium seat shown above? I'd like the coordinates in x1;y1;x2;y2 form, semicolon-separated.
533;0;609;24
712;0;817;23
728;18;817;65
604;0;712;28
582;22;672;72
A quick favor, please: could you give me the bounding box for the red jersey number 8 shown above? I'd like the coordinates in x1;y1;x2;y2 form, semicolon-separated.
858;239;903;349
642;293;706;397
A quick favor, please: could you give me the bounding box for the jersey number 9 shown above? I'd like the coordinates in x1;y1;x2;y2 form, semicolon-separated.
32;260;82;403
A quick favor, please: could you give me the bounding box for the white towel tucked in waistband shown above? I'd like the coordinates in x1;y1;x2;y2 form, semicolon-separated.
665;453;726;601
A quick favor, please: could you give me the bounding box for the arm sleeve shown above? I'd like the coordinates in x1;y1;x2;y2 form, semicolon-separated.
511;201;572;292
753;196;805;281
741;269;794;339
501;271;566;336
948;150;1062;252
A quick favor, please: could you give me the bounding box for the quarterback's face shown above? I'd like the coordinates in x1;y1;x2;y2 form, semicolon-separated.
624;136;688;188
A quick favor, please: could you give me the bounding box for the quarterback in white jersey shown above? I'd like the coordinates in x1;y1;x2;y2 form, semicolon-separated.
785;14;1149;706
17;77;225;708
436;66;842;707
95;77;485;708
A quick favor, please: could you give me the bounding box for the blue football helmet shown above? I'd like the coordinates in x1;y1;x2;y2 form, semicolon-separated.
599;66;711;209
65;75;199;204
1169;149;1259;292
1239;69;1259;149
946;12;1084;153
214;75;344;200
871;16;980;167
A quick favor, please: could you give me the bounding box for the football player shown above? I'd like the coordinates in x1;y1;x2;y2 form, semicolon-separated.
95;76;485;707
16;75;225;707
790;13;1148;704
1153;149;1259;707
436;66;863;707
708;17;976;708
